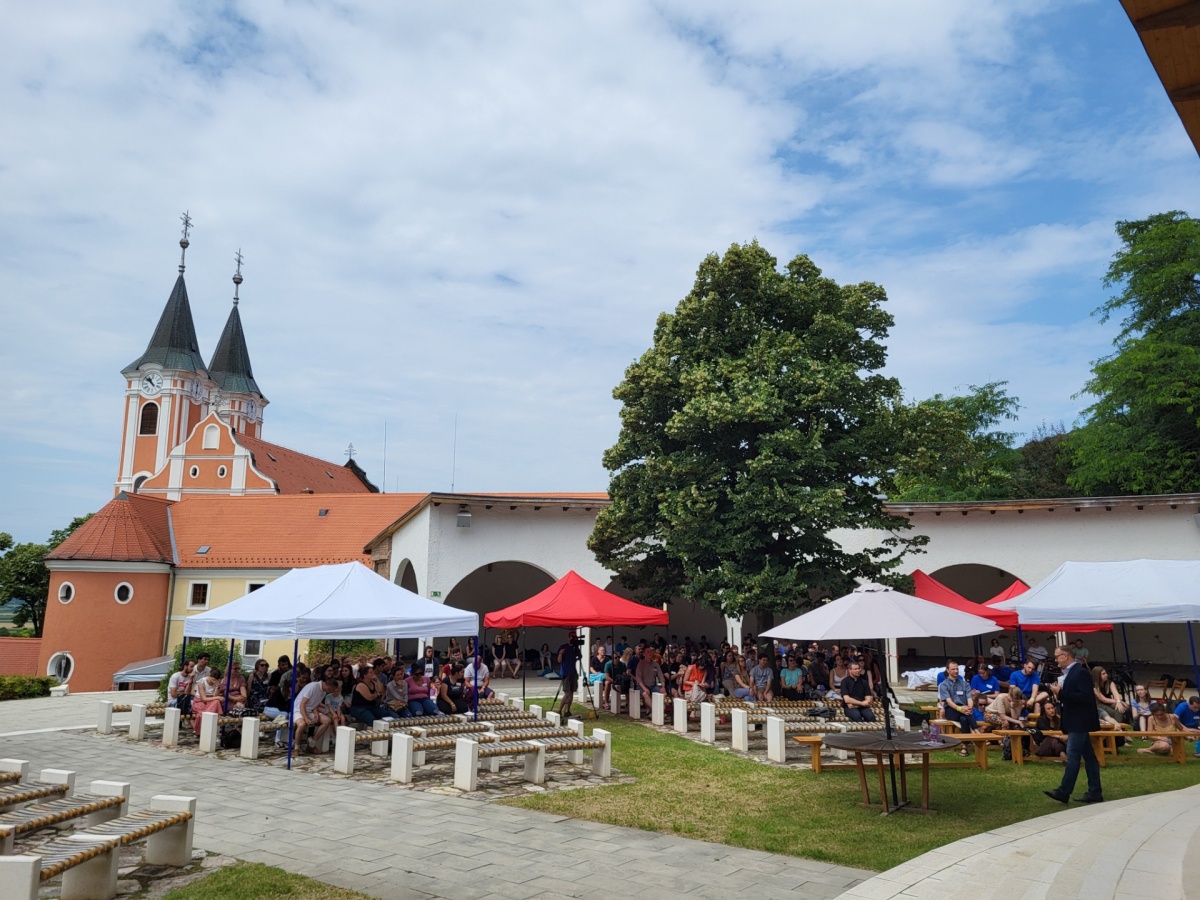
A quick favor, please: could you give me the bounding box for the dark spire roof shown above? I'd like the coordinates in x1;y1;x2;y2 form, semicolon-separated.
208;303;262;396
123;274;208;375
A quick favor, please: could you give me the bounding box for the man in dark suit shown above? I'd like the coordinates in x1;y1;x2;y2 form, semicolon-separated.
1044;645;1103;804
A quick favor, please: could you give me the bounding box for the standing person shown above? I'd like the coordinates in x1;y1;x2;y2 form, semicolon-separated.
556;630;582;719
1045;645;1103;804
839;661;876;723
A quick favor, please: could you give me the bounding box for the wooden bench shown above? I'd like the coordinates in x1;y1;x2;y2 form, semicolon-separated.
0;781;129;855
388;724;584;782
0;795;195;900
791;735;826;772
934;732;1004;770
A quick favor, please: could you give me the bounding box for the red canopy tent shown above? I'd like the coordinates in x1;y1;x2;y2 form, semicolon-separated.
983;580;1111;634
483;570;669;629
911;570;1013;628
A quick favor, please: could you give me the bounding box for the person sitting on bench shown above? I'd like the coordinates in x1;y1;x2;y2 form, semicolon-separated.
840;661;876;723
938;660;976;734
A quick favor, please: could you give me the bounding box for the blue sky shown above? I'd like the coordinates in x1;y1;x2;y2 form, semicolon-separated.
2;0;1198;543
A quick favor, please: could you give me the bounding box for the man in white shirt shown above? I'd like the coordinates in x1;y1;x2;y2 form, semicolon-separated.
1027;638;1048;666
464;657;493;700
167;660;194;708
295;676;337;750
190;654;211;695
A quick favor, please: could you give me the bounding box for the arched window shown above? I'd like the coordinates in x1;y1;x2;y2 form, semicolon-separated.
202;424;220;449
132;475;148;493
139;402;158;435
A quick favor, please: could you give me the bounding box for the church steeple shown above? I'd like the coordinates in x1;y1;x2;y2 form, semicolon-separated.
122;212;207;377
207;249;262;396
207;250;267;437
116;214;216;495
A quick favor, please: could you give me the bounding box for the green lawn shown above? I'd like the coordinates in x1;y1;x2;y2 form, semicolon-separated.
165;863;371;899
502;706;1200;872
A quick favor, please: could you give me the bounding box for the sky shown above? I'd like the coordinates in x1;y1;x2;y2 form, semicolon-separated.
2;0;1199;543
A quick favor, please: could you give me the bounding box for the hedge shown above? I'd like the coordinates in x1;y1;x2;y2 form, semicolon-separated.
0;675;55;701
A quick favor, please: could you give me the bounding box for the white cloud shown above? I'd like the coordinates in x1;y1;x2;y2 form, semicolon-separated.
0;0;1196;541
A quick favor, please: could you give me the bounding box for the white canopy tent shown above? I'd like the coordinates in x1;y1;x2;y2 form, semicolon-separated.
183;561;478;640
990;559;1200;624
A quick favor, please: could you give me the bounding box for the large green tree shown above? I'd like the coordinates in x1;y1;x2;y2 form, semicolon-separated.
886;382;1021;502
589;241;927;626
1068;211;1200;494
0;516;92;637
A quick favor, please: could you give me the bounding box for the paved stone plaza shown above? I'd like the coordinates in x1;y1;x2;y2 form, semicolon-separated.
0;690;870;900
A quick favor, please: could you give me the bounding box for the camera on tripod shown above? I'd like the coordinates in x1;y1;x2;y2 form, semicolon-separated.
568;634;585;648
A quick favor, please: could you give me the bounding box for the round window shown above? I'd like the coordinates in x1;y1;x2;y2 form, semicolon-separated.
189;465;199;478
58;582;75;604
114;582;134;604
47;652;74;683
217;465;227;478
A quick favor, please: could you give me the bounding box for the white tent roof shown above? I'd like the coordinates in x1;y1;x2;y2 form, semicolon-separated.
183;561;478;640
991;559;1200;624
761;582;1000;642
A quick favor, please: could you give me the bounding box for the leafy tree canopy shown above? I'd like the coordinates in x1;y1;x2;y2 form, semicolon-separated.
0;515;92;637
1068;211;1200;494
590;241;927;622
886;382;1021;502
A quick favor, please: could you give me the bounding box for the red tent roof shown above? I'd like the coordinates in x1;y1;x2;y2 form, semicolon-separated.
483;570;669;629
983;581;1112;634
911;570;1015;628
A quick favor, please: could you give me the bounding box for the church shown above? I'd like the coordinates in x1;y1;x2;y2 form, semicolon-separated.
41;222;635;692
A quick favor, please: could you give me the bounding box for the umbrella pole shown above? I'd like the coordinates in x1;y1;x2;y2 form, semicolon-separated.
1017;626;1025;664
472;632;480;722
223;638;235;712
286;639;298;771
877;641;900;810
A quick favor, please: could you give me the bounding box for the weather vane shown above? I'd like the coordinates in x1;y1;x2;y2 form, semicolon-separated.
232;248;244;305
178;210;193;273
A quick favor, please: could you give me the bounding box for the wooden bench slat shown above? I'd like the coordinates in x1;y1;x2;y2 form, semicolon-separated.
83;810;192;845
0;793;124;836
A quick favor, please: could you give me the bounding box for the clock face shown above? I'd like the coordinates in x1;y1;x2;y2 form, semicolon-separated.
246;401;258;418
189;380;205;402
140;372;163;396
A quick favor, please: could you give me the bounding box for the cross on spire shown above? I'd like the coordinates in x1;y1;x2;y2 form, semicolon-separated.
345;443;357;460
232;248;244;306
178;210;193;273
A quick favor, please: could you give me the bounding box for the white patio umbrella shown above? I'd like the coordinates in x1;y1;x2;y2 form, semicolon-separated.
763;582;1000;808
762;582;1003;643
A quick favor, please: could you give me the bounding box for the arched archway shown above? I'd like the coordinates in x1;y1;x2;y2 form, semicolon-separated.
603;577;727;650
394;559;418;594
899;562;1029;666
444;562;557;668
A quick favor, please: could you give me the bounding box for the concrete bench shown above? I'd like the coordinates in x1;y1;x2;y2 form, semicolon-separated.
453;739;546;791
387;723;581;782
765;716;853;762
0;795;195;900
0;771;75;815
333;727;402;774
0;782;129;855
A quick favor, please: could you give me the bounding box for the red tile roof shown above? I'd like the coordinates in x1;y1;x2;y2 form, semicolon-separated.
170;493;425;568
0;637;42;675
47;493;175;564
235;433;375;495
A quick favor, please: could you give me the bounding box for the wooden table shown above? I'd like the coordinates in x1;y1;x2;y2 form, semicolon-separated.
821;731;961;815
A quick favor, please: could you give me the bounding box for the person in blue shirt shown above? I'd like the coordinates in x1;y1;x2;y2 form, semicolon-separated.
1175;696;1200;730
938;660;976;735
970;664;1000;699
994;663;1015;688
1009;659;1049;712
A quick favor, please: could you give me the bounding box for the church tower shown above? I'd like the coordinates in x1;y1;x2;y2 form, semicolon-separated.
115;214;215;495
207;251;267;437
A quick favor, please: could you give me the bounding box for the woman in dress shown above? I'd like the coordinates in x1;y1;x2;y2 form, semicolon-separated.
191;666;225;736
1137;701;1193;755
985;686;1027;729
1092;666;1129;725
247;658;271;714
223;662;249;715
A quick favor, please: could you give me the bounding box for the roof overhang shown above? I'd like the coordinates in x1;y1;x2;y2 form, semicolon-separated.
1121;0;1200;155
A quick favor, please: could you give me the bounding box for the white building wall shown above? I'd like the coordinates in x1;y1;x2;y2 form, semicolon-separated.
388;505;433;594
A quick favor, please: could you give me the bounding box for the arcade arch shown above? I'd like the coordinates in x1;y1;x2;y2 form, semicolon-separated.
444;561;558;666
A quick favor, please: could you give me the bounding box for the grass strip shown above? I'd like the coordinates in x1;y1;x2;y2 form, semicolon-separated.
502;706;1200;872
164;862;371;899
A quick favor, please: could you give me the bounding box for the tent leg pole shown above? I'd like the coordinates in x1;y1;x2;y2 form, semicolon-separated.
521;627;526;708
1189;623;1200;700
1017;626;1025;664
287;639;299;771
1122;625;1132;668
472;631;480;721
223;638;235;711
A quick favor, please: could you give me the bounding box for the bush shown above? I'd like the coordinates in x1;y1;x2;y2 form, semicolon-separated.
0;675;54;701
308;639;382;670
